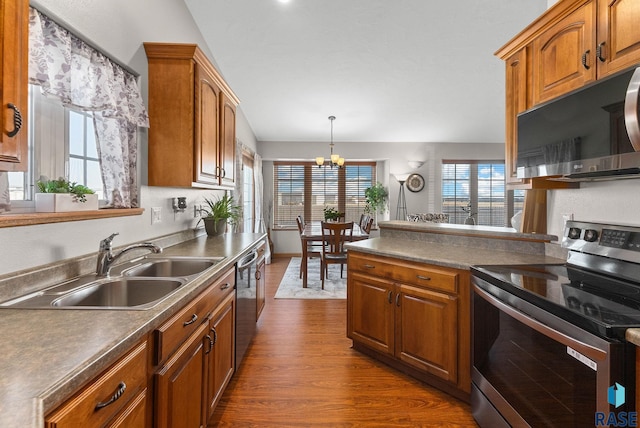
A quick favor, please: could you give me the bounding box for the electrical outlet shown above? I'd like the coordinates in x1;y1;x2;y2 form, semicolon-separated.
194;204;202;218
151;207;162;224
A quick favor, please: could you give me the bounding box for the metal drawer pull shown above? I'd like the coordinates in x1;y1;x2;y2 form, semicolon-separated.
95;382;126;410
7;103;22;138
221;283;231;290
363;264;375;269
395;293;400;307
387;290;393;304
183;313;198;326
211;327;218;345
416;275;431;281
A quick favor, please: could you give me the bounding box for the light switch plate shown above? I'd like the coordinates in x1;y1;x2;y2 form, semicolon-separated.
151;207;162;224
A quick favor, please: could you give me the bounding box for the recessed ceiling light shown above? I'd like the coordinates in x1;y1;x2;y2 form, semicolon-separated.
277;0;291;3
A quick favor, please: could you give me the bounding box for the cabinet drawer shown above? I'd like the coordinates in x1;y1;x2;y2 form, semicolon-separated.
155;267;235;364
349;252;458;293
45;341;148;428
394;264;458;294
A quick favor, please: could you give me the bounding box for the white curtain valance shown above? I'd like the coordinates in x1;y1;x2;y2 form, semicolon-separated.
28;7;149;127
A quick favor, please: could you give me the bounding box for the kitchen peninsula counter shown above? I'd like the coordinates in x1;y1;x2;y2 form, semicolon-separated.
347;220;565;269
0;232;265;428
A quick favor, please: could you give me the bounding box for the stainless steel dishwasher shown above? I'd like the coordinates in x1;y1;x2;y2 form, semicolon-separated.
235;241;264;367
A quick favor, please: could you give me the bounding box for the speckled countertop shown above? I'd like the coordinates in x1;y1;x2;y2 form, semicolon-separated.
0;232;265;428
346;237;565;270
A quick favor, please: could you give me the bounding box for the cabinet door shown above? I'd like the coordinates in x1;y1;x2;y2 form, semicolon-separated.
194;64;221;186
347;271;395;356
505;48;529;186
0;0;28;170
597;0;640;77
396;284;458;383
532;0;596;105
219;93;236;187
205;293;236;420
155;322;208;428
107;390;147;428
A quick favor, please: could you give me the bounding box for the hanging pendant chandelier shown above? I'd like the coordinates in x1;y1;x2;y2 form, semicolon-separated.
316;115;345;168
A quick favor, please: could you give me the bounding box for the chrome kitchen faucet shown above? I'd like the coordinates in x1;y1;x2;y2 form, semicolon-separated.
96;233;162;276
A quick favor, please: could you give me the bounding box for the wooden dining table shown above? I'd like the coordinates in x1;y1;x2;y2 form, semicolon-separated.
300;221;369;288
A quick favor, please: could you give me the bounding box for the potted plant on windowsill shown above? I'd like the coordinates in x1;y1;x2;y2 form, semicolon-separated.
35;178;98;212
198;194;241;236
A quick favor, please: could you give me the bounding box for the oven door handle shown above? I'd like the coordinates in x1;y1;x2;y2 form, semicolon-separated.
473;283;607;362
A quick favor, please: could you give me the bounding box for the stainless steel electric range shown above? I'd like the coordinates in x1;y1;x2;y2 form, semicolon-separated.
471;220;640;427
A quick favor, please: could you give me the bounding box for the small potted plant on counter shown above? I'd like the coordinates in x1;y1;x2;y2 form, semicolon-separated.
199;194;241;236
323;206;344;222
35;178;98;212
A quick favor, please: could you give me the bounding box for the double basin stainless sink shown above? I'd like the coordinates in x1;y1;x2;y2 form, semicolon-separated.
0;256;225;310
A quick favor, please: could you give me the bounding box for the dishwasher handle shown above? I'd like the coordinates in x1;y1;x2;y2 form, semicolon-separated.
237;249;258;270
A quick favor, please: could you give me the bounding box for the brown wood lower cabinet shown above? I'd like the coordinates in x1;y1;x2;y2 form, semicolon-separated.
154;267;236;428
205;292;235;421
45;340;149;428
347;251;470;401
42;264;245;427
155;322;208;428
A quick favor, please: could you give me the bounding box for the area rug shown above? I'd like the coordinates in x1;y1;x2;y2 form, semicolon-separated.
274;257;346;299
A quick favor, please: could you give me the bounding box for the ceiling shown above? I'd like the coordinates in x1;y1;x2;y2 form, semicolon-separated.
184;0;548;144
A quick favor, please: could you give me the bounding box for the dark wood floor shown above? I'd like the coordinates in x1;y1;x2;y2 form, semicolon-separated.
208;256;478;427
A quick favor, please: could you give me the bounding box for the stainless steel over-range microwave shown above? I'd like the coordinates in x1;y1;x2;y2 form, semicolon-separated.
517;65;640;181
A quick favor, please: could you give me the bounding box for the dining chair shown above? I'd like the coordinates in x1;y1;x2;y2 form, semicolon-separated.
320;221;353;289
362;216;374;234
296;215;323;279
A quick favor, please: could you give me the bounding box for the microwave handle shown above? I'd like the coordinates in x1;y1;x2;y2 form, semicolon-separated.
624;67;640;151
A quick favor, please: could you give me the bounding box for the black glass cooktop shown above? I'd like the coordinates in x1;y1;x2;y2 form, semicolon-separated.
472;263;640;340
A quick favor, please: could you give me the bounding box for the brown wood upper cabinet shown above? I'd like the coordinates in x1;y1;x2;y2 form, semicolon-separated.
0;0;28;171
497;0;640;189
144;43;239;189
532;0;640;106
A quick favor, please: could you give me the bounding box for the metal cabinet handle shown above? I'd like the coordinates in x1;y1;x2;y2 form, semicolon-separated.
581;49;591;70
596;41;606;62
255;270;262;280
205;334;214;354
221;168;226;178
220;283;231;290
395;293;401;307
183;313;198;326
387;290;393;304
95;382;126;410
363;264;375;269
211;327;218;345
416;275;431;281
7;103;22;138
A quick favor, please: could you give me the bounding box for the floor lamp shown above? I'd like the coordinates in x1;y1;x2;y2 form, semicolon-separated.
394;174;409;220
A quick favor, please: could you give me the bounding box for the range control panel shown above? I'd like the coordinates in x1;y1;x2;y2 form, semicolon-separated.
563;221;640;263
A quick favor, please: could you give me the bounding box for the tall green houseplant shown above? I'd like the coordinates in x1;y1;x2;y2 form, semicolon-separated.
364;182;388;225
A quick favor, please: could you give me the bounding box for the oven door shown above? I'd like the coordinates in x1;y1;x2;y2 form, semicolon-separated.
472;276;632;427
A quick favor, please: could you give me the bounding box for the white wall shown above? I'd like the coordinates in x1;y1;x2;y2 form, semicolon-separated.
260;140;504;254
0;0;257;276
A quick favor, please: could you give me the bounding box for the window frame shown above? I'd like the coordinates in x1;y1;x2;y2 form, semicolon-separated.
273;161;376;229
441;159;513;227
